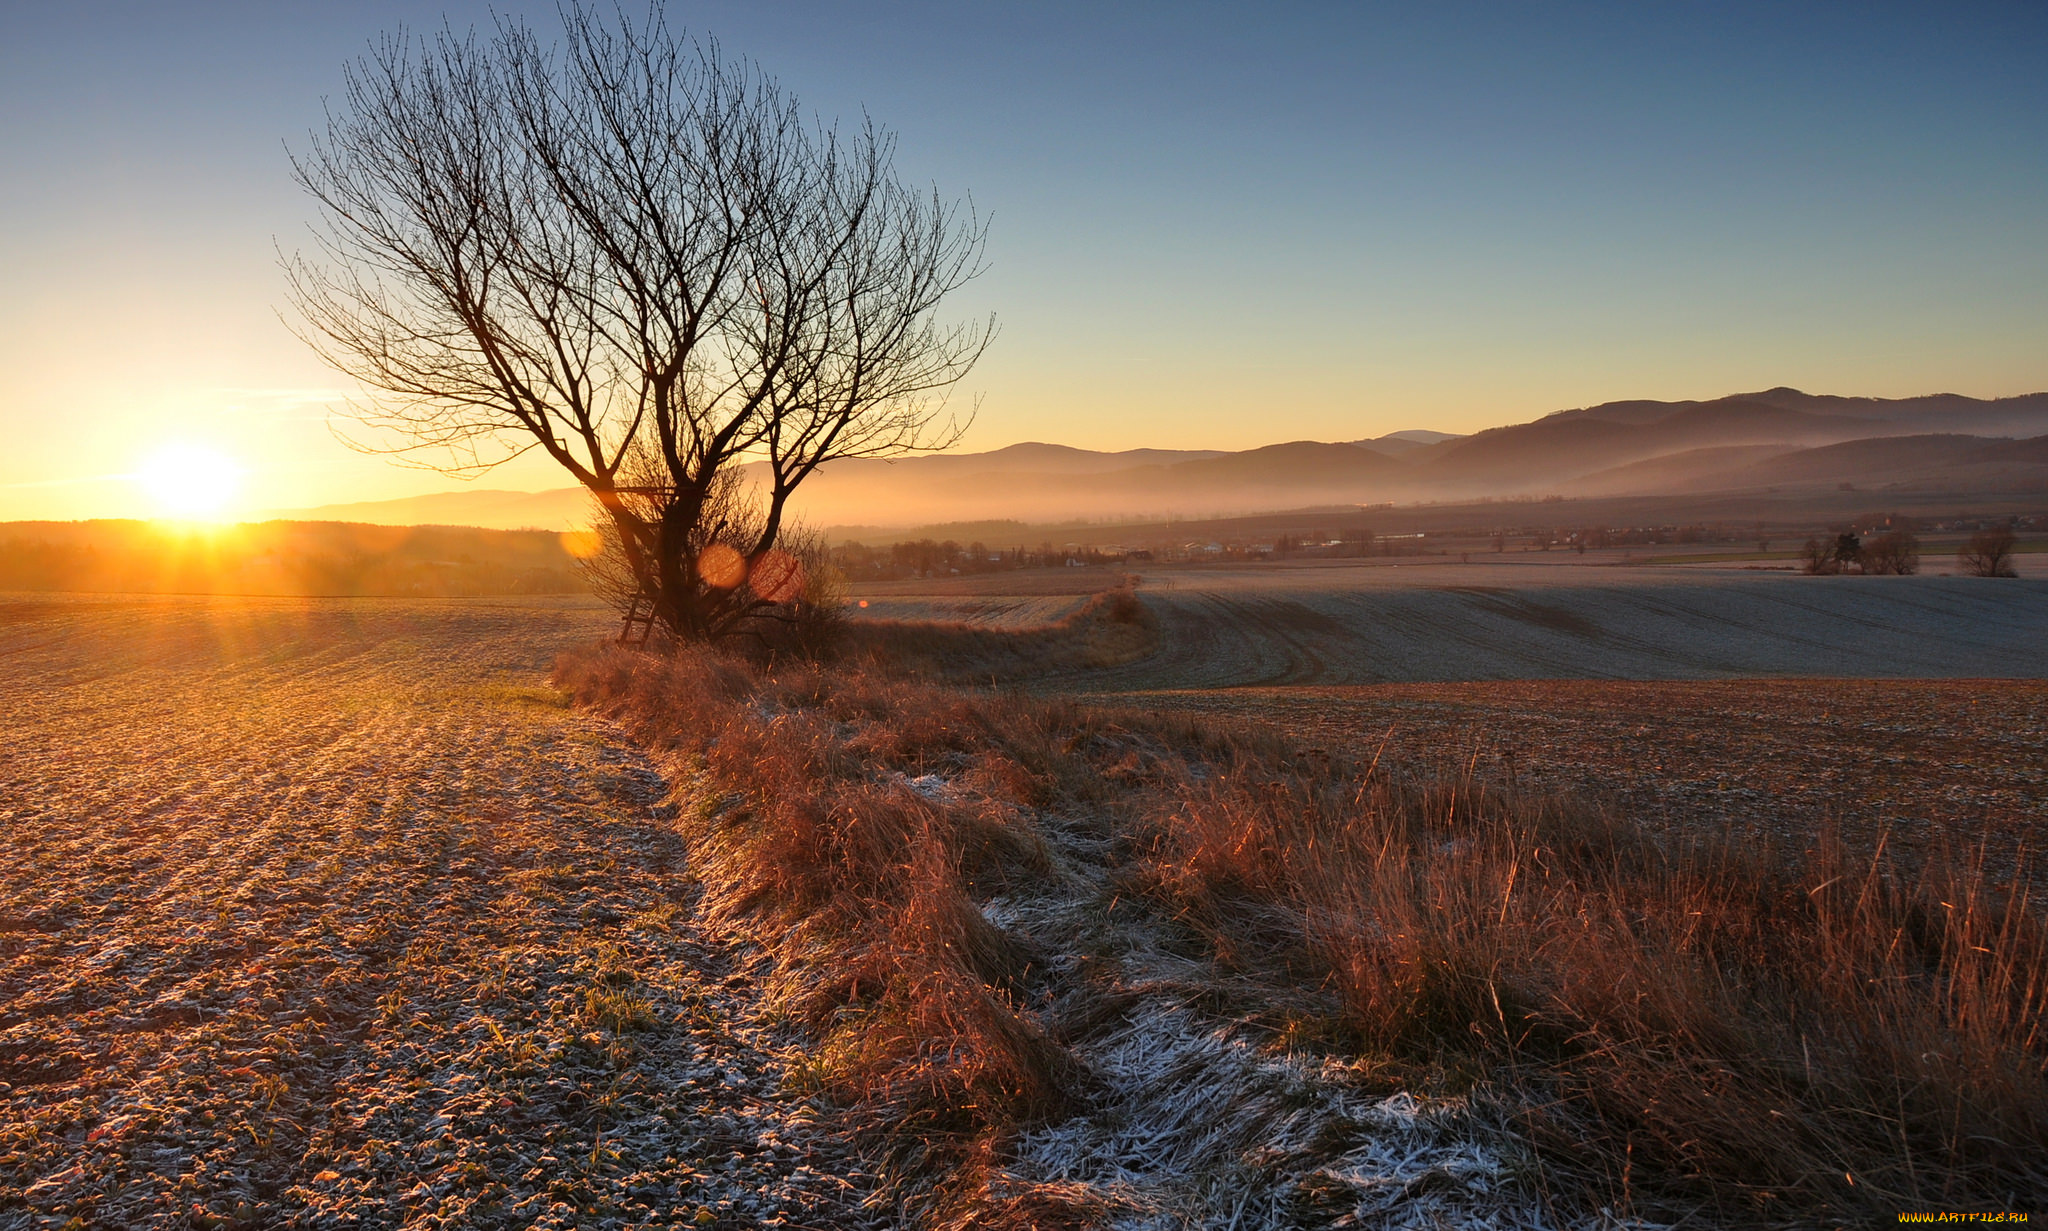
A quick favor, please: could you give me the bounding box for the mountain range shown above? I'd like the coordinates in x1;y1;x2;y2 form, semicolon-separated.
273;388;2048;531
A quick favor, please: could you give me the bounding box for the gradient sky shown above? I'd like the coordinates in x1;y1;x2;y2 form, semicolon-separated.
3;1;2044;520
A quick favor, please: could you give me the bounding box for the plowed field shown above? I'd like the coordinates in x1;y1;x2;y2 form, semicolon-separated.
1044;561;2048;689
1099;678;2048;882
0;595;880;1229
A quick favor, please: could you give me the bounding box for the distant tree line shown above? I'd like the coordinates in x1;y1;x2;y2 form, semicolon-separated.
0;523;587;597
1802;529;1921;575
832;539;1123;580
1799;519;2024;577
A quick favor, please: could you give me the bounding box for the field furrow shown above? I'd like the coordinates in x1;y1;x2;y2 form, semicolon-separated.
0;596;880;1230
1059;565;2048;690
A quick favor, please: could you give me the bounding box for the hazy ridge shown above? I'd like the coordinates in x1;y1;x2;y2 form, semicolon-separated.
269;387;2048;531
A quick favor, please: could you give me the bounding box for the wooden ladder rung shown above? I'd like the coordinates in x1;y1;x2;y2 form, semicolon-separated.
618;593;657;646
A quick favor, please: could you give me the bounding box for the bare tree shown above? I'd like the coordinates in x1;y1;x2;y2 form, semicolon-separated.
286;5;990;642
1863;528;1920;575
1958;525;2019;578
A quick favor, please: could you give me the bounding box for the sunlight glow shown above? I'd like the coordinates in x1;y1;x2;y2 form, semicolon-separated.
560;528;604;559
137;444;242;521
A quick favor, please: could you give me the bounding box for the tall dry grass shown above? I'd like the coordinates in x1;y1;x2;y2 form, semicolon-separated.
1136;752;2048;1222
557;642;2048;1226
555;644;1113;1224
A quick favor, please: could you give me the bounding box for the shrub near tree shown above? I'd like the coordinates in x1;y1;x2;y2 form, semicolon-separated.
1959;525;2021;577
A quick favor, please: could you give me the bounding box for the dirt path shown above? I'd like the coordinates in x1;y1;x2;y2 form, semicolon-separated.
0;596;881;1229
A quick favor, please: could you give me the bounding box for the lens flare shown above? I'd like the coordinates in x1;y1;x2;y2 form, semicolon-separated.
560;528;604;559
747;549;804;603
696;543;747;589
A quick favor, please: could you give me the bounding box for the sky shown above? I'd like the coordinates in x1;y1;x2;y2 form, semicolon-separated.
2;1;2044;520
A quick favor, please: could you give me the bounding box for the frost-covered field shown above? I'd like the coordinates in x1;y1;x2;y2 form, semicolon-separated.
844;593;1095;627
0;596;881;1229
1066;560;2048;690
845;568;1123;628
6;572;2041;1228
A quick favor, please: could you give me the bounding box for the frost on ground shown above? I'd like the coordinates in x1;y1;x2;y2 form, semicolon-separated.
1010;1008;1542;1231
0;596;884;1229
886;795;1631;1231
845;594;1094;628
968;863;1600;1231
1066;565;2048;690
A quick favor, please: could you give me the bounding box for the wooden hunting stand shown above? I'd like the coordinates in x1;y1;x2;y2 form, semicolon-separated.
617;592;659;647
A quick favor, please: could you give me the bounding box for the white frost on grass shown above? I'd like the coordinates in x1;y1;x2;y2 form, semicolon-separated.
1006;1004;1564;1231
969;791;1662;1231
889;771;957;802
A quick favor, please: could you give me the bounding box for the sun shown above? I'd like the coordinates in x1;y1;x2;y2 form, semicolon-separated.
137;444;243;521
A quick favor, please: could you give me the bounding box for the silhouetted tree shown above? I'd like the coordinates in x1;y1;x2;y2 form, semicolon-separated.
1800;536;1840;575
287;5;990;643
1832;532;1863;572
1863;529;1920;575
1958;525;2020;577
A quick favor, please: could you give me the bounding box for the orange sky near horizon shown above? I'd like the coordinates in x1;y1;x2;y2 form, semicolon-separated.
4;3;2044;524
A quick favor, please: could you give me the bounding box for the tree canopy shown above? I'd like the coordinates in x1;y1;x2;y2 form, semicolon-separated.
288;5;991;641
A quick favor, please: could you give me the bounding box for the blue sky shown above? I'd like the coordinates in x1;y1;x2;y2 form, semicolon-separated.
2;1;2043;517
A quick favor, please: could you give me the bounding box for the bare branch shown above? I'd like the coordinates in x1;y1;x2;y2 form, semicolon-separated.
285;4;989;642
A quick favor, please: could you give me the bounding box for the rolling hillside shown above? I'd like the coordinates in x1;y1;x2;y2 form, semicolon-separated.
270;388;2048;530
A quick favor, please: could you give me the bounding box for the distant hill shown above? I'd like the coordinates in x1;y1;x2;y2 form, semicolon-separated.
1415;397;1874;489
1151;441;1404;486
1351;429;1464;458
1402;389;2048;494
1985;435;2048;465
1564;445;1799;497
1547;387;2048;434
1567;433;2048;497
269;388;2048;530
851;442;1226;475
275;488;596;530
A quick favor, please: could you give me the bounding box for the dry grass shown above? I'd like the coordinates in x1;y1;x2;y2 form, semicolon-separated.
1118;679;2048;888
1138;756;2048;1222
557;640;2048;1226
556;646;1103;1225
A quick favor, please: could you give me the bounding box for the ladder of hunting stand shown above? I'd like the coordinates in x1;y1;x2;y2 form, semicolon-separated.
618;594;657;646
